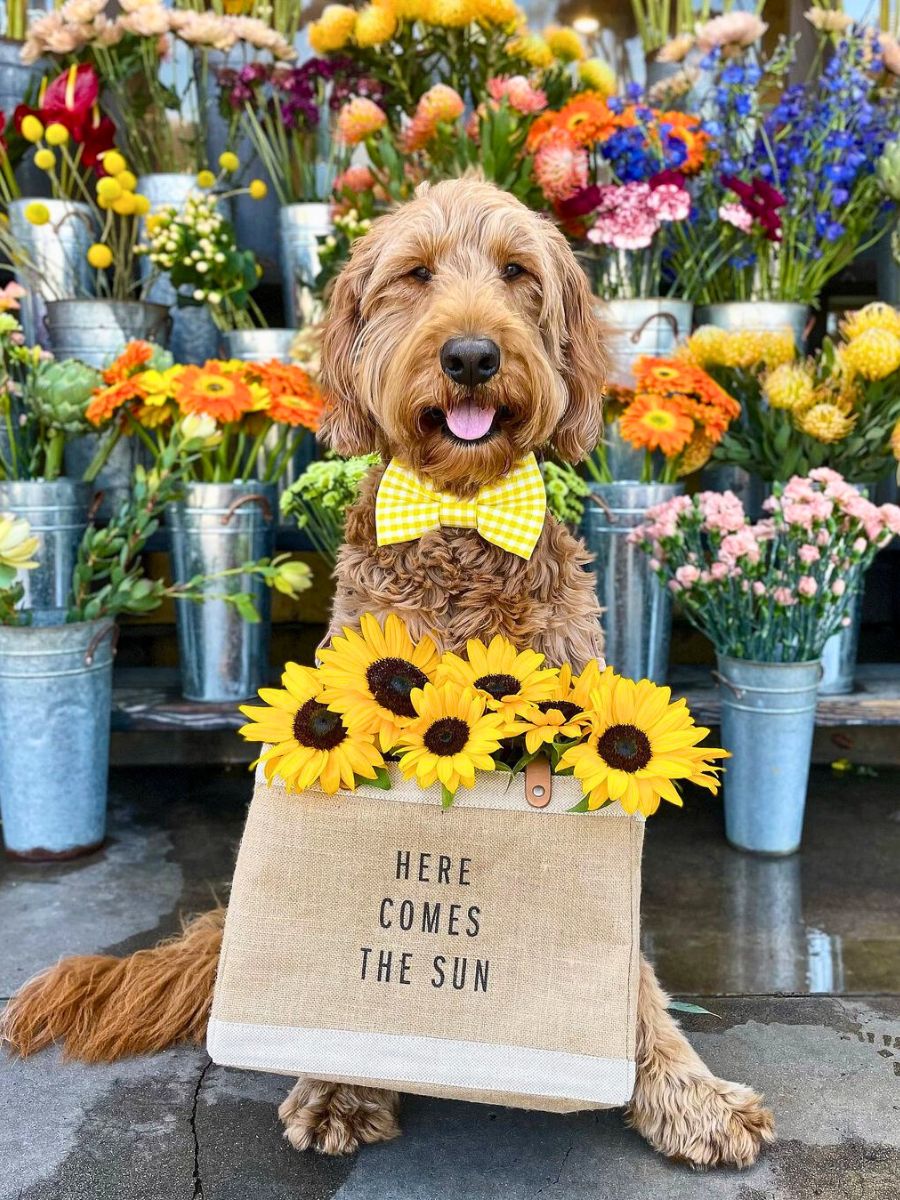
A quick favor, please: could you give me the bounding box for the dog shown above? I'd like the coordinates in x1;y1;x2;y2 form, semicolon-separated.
2;177;774;1169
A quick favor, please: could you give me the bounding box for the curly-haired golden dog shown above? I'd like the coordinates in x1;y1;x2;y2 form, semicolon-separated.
2;177;773;1170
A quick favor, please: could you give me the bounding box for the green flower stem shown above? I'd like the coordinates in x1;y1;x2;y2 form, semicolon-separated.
81;424;123;484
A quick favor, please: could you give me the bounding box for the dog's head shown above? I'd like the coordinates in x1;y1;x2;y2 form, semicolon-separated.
319;176;606;494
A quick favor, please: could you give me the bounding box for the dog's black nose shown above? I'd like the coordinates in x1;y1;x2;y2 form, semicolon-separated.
439;337;501;387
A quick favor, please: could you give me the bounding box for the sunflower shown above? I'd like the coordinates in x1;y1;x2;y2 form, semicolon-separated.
619;394;694;456
239;663;384;794
436;634;559;720
174;362;256;423
559;670;728;815
317;613;441;750
514;663;593;753
396;682;506;797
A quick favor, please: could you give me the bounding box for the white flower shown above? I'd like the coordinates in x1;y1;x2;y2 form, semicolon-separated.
696;12;768;52
804;8;853;34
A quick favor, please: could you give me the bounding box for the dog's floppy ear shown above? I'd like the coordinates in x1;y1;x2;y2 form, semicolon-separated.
318;233;379;457
550;242;607;464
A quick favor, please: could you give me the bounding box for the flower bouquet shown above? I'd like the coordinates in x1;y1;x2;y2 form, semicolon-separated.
634;470;900;851
280;453;379;565
240;615;726;811
684;307;900;483
586;354;741;484
663;16;900;304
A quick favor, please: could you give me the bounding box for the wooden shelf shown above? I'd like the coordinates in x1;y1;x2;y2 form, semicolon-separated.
111;663;900;734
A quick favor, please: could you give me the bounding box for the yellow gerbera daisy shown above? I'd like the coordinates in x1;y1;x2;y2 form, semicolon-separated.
239;664;384;795
436;634;559;719
316;613;440;750
559;669;728;815
396;682;506;801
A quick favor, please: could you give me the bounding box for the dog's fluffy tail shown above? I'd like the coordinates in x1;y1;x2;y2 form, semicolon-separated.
1;907;225;1062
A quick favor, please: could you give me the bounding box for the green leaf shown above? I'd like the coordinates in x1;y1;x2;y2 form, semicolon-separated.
567;796;591;812
668;1000;721;1018
363;765;392;791
441;784;456;810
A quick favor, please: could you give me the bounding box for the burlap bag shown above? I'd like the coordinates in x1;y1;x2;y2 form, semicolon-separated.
208;764;644;1113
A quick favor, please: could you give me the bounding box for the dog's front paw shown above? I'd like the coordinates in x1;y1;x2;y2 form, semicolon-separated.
627;1071;775;1170
279;1079;401;1156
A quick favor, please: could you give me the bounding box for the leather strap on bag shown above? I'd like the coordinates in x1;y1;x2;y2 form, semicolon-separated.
524;756;552;808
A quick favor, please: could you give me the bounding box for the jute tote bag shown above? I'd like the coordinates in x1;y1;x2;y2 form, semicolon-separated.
208;763;644;1113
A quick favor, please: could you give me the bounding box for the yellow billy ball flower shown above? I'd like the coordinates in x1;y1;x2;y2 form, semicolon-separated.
248;178;267;200
112;192;137;216
794;401;857;444
34;148;55;171
116;169;137;191
841;327;900;381
475;0;518;24
507;33;554;69
44;122;69;146
309;4;357;53
196;169;216;188
96;176;122;202
132;193;151;216
87;243;113;270
579;57;616;96
354;3;397;45
426;0;474;27
24;201;50;226
20;115;44;143
218;150;240;173
102;150;127;176
764;363;814;411
544;25;586;62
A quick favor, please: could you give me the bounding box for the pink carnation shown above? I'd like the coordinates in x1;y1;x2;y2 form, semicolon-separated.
487;75;547;115
647;183;690;222
675;564;700;587
773;586;796;607
752;581;765;596
798;544;820;565
831;579;846;597
797;576;817;598
718;202;753;233
697;490;747;533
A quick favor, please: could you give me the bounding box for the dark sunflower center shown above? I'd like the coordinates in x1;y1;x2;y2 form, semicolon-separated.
365;656;428;718
536;700;582;721
292;698;347;751
597;724;652;773
423;716;470;756
474;673;521;702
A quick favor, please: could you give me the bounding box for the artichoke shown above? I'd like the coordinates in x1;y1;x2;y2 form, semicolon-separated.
31;359;103;435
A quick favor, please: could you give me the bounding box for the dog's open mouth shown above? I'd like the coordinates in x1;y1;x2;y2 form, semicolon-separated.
427;399;507;444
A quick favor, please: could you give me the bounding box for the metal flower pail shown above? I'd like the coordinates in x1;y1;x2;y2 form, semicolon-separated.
0;613;116;860
602;298;693;388
0;478;92;610
166;481;278;702
716;655;821;856
581;482;682;684
278;203;332;329
8;199;97;347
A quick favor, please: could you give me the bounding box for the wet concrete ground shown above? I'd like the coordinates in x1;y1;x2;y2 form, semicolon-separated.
2;765;899;1199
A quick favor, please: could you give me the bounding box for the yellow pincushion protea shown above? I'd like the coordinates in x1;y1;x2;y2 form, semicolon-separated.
309;4;358;53
474;0;518;24
764;362;814;411
840;327;900;382
426;0;475;26
508;32;554;68
579;58;616;96
684;326;796;371
436;634;559;720
395;682;506;799
793;401;857;443
239;664;385;795
317;613;441;750
840;302;900;342
559;670;728;815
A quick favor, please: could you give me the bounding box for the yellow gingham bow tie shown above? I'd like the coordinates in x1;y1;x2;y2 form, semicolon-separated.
375;453;547;561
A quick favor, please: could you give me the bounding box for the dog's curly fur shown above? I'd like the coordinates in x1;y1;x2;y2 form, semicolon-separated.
1;177;773;1170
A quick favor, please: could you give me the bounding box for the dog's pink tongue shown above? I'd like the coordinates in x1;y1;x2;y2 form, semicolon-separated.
445;399;495;441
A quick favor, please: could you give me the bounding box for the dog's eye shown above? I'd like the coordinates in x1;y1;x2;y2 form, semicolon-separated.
501;263;525;280
410;266;432;282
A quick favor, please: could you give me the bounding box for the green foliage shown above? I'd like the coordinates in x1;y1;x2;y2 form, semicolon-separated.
541;460;589;527
280;454;379;563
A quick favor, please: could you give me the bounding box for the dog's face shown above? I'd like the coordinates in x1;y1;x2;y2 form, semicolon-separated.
319;177;606;494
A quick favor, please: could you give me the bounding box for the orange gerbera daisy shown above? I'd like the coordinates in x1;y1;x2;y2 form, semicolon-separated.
633;357;697;394
101;340;153;386
174;363;255;423
85;378;146;426
657;111;707;174
553;93;617;146
525;109;557;152
619;394;694;456
254;361;324;430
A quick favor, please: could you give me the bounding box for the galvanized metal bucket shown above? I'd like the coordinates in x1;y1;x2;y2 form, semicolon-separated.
8;199;97;347
0;613;116;860
44;299;170;365
601;298;693;387
137;173;226;364
694;302;810;350
716;655;821;856
166;481;277;702
63;434;139;523
581;482;682;684
699;464;767;520
0;39;47;199
279;203;332;329
223;328;297;363
0;478;91;610
819;588;864;696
